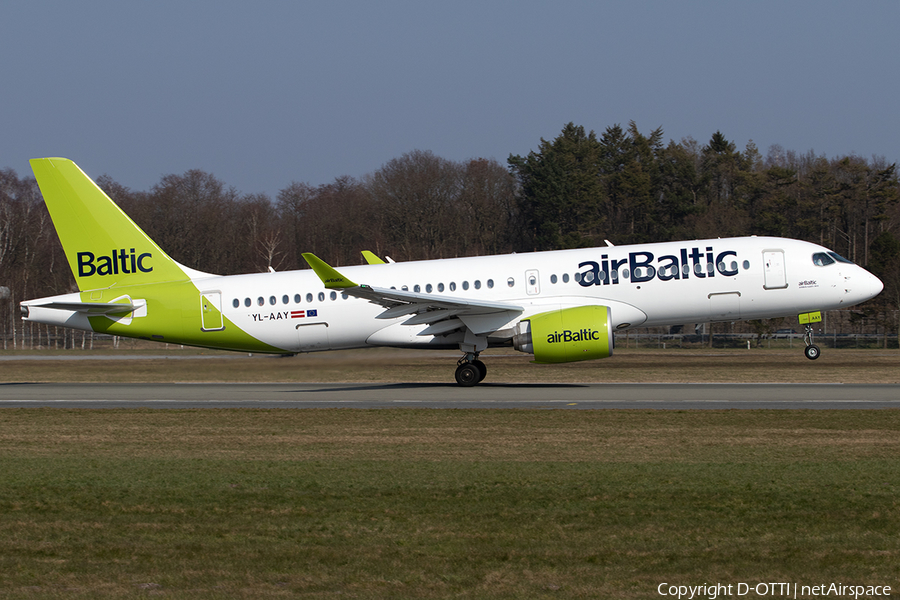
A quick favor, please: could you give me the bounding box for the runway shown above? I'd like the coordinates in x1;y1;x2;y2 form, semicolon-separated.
0;382;897;409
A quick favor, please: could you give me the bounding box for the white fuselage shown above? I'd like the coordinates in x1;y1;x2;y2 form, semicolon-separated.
154;236;881;354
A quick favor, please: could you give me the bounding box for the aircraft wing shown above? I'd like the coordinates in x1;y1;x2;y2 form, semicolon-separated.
303;253;523;335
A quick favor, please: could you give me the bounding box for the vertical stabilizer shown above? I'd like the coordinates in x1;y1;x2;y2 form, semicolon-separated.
30;158;191;291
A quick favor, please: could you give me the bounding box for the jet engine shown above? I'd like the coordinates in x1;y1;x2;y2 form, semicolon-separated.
512;305;613;363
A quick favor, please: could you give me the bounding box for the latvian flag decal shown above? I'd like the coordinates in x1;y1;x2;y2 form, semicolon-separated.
291;309;318;319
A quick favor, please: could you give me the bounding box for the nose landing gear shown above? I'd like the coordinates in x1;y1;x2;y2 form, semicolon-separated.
455;354;487;387
803;324;820;360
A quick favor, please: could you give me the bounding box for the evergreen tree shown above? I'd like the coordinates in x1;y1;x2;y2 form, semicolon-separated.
509;123;605;250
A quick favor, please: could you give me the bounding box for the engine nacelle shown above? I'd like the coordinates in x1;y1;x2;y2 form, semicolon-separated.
512;305;613;363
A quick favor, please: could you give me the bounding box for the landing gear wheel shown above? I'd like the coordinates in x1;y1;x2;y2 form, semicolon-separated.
802;323;820;360
472;360;487;383
455;362;480;387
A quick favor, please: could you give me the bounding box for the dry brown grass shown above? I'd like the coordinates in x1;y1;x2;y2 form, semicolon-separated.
1;347;898;383
3;409;899;464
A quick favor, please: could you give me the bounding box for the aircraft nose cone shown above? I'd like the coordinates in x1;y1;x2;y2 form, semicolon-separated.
854;270;884;301
869;272;884;298
844;269;883;304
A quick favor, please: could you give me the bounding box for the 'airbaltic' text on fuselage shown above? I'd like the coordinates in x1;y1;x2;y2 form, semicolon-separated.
578;247;738;286
77;249;152;277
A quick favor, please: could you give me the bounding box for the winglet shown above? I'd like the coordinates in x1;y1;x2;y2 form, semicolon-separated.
361;250;386;265
302;253;357;288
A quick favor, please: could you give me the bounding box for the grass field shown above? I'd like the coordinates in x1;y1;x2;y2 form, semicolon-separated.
2;347;900;384
1;409;899;598
1;349;898;598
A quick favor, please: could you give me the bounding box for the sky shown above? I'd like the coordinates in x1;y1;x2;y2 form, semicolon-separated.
3;1;898;198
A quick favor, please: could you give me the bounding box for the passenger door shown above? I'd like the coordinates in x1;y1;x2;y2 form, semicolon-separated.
763;250;787;289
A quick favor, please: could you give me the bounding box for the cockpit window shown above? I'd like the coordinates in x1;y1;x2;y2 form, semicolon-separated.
812;252;835;266
827;251;854;264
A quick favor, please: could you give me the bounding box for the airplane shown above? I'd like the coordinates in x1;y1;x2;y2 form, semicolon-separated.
20;158;884;386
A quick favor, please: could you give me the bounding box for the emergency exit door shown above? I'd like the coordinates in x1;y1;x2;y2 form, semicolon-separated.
525;269;540;295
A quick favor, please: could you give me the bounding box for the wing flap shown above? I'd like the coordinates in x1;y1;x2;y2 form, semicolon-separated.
417;318;465;336
402;309;462;326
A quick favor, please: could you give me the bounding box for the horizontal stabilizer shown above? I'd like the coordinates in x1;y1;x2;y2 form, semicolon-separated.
26;301;137;315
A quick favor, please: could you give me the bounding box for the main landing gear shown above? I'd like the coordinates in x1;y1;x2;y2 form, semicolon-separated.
455;354;487;387
803;324;820;360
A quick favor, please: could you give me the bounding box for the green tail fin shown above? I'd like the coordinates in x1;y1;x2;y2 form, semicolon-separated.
30;158;191;291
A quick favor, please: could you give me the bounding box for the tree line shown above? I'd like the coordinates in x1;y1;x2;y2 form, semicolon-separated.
2;123;899;339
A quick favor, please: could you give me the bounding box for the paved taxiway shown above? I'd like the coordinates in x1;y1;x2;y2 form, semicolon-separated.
0;382;897;409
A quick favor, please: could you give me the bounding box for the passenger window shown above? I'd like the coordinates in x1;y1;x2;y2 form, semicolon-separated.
683;264;691;276
438;283;445;292
574;272;582;283
257;297;264;306
306;293;313;303
462;281;469;290
402;285;408;291
330;291;337;300
562;273;569;283
507;277;515;287
244;298;251;307
414;284;420;292
449;282;456;291
474;280;481;289
294;294;301;303
487;279;494;289
550;274;557;284
318;292;325;302
232;298;239;308
622;269;630;279
742;260;750;270
269;296;276;305
282;295;289;304
426;284;433;293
